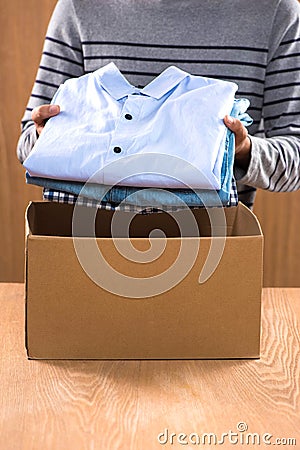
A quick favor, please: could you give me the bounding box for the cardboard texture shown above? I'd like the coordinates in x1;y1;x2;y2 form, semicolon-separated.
25;201;263;359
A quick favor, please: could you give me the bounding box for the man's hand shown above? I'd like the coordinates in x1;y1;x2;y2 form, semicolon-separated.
31;104;60;135
224;115;251;171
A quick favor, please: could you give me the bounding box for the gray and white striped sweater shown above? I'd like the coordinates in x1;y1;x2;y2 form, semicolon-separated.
17;0;300;208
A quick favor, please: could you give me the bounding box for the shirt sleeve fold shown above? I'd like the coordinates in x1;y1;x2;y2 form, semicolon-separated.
17;0;84;163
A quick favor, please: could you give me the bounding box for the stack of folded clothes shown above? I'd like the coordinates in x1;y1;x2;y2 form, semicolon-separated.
23;63;252;213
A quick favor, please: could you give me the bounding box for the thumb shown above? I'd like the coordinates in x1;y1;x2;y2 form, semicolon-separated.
223;115;240;132
223;115;248;142
48;104;60;115
32;104;60;126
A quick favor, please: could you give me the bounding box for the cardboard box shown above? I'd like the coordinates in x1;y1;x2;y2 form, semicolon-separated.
25;201;263;359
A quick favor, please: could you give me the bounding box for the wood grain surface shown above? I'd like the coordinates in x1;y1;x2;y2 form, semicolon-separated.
0;284;299;450
0;0;300;286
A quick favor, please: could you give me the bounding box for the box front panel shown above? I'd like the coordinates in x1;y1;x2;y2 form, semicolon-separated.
26;233;262;359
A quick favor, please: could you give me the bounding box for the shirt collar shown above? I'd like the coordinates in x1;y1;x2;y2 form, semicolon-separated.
95;62;189;101
95;62;138;100
141;65;189;99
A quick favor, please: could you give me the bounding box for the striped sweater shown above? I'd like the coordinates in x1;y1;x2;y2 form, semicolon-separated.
17;0;300;208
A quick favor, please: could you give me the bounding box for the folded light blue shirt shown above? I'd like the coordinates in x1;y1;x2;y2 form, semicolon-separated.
26;98;252;207
23;62;239;190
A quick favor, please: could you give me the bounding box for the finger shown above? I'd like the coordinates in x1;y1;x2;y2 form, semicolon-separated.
224;115;247;135
31;104;60;126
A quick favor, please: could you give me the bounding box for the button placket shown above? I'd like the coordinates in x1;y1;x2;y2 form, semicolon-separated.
103;96;145;187
110;96;142;157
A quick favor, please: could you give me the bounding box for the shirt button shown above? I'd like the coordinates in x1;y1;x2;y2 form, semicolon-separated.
113;146;122;153
125;114;133;120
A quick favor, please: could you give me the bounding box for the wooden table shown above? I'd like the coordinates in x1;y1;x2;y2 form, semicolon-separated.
0;284;299;450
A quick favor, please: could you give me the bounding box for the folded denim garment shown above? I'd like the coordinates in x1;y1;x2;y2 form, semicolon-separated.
28;175;237;208
41;178;238;210
42;185;238;212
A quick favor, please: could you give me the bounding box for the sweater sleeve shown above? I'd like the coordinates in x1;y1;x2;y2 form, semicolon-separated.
17;0;84;163
236;0;300;192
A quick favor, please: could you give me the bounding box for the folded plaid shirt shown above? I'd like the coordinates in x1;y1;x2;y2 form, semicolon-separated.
43;180;238;213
